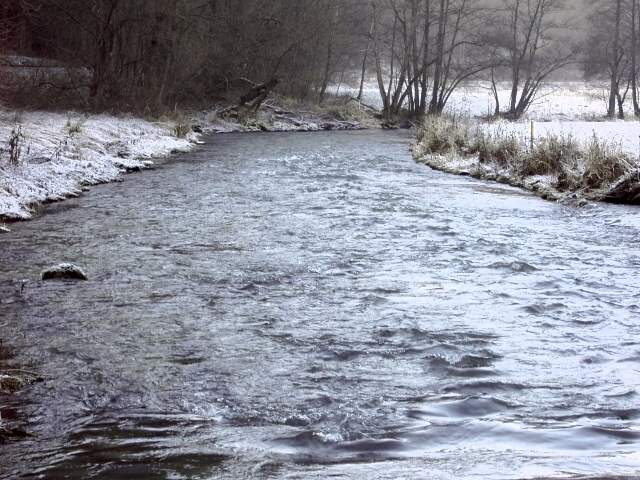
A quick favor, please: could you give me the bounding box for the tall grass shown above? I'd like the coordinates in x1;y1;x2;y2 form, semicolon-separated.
583;133;634;188
415;115;472;155
415;115;638;190
520;134;580;177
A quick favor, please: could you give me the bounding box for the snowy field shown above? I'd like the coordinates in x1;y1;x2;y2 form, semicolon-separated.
340;80;640;156
483;120;640;158
339;81;609;121
0;111;198;222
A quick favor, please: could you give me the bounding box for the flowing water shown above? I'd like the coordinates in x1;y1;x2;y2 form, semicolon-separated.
1;130;639;479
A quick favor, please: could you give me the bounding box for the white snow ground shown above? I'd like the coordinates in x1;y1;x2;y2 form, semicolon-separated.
341;80;640;153
340;81;609;121
0;111;198;221
482;120;640;158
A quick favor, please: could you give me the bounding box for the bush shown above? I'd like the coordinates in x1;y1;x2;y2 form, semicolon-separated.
172;119;190;138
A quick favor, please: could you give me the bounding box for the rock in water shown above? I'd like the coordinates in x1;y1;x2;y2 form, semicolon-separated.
42;263;88;281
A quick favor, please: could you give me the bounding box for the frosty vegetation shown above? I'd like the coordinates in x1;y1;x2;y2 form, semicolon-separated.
414;115;640;203
0;112;198;220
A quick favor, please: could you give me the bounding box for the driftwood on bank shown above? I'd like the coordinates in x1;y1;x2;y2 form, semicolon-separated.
602;171;640;204
222;78;279;121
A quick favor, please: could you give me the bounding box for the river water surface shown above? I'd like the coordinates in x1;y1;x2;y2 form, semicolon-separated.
1;130;639;479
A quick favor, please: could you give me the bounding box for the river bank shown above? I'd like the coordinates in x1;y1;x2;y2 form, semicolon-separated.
0;99;375;227
412;116;640;206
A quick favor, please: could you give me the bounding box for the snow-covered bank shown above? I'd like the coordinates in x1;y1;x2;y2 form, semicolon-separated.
0;111;199;223
413;116;640;205
0;102;373;227
201;97;375;133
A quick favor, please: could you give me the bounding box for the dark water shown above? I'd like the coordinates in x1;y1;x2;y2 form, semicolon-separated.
1;130;640;479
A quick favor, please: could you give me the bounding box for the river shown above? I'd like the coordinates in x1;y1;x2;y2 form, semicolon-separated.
1;130;639;479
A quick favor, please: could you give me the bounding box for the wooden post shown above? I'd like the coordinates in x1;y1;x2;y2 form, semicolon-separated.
530;120;535;151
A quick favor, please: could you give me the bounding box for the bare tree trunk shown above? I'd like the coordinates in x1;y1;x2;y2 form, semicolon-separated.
357;15;375;101
609;0;622;118
319;1;339;104
617;91;625;119
418;0;431;115
429;0;447;114
318;39;334;104
508;0;521;116
491;68;500;116
372;3;389;114
633;0;640;116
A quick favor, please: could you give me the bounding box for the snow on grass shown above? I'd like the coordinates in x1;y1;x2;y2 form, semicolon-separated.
0;110;198;221
483;120;640;158
413;114;640;204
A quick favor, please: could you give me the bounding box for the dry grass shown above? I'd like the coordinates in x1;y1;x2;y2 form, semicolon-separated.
520;133;581;177
65;117;85;136
415;115;472;155
469;129;522;167
583;134;635;188
415;115;639;191
171;116;191;138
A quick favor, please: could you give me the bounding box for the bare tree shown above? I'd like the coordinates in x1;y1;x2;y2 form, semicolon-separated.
490;0;574;119
609;0;624;117
585;0;633;118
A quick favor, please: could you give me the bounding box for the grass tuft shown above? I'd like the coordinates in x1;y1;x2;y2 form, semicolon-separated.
520;133;580;177
583;134;634;188
65;117;85;136
172;119;190;138
415;115;471;156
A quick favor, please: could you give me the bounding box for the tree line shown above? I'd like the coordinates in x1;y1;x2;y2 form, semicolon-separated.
0;0;637;120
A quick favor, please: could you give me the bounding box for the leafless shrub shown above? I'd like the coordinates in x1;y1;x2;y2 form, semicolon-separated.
172;119;190;139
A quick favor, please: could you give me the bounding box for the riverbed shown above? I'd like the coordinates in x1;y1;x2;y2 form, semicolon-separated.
1;130;639;479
